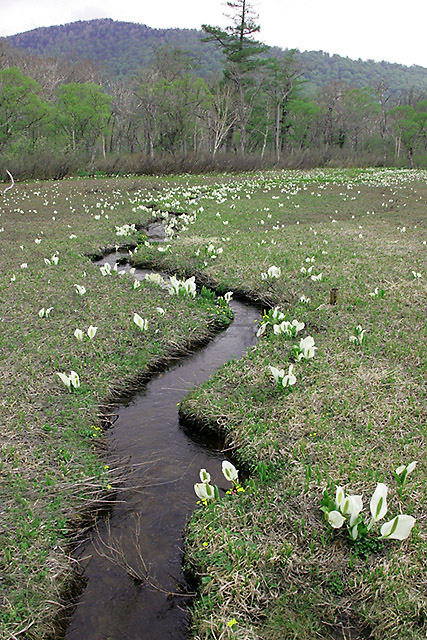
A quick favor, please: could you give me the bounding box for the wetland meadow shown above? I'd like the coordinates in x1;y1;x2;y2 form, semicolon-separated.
1;167;426;639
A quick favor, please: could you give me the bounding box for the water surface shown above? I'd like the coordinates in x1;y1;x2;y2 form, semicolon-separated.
65;257;259;640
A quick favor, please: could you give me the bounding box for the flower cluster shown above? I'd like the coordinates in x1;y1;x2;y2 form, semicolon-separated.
133;313;148;331
38;307;53;318
115;223;136;236
144;272;165;286
292;336;317;361
74;325;98;341
395;461;417;486
56;370;80;391
168;275;197;298
264;304;317;392
257;307;304;339
261;265;281;280
349;324;366;345
197;243;223;262
321;478;416;542
268;364;296;389
194;461;243;504
74;284;86;296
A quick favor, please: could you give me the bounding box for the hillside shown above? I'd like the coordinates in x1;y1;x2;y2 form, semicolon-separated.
5;19;225;78
5;18;427;94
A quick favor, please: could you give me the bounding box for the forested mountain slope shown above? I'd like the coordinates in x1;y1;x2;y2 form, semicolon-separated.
5;18;427;93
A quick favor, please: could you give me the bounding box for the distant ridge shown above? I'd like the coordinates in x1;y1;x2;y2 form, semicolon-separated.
4;18;427;93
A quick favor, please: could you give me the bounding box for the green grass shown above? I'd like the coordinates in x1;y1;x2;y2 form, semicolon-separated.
0;175;233;639
1;168;426;639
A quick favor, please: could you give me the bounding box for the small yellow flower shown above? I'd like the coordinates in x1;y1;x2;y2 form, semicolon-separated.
202;542;208;547
107;484;112;490
227;619;237;628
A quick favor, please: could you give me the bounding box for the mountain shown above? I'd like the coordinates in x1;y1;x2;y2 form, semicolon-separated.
4;19;224;78
4;18;427;94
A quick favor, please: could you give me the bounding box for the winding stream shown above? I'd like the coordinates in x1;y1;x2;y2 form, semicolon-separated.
65;255;260;640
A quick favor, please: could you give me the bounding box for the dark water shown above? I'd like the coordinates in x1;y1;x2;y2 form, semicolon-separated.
65;256;259;640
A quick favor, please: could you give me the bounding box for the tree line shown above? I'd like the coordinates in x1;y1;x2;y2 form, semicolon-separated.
0;1;426;178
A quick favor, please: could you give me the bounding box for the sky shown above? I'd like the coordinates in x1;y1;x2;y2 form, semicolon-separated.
0;0;425;68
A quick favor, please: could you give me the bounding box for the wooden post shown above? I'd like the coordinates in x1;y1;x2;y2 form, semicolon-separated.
329;288;338;305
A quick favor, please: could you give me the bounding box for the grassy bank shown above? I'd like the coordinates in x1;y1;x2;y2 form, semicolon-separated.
0;175;232;638
132;168;427;639
1;168;426;639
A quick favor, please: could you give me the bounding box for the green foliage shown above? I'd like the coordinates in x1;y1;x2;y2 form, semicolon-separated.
392;100;427;161
0;66;47;152
200;285;216;300
54;83;112;151
350;523;384;558
202;0;268;72
1;19;426;169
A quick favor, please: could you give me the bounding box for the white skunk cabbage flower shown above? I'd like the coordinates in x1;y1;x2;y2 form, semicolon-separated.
297;336;317;360
262;265;281;279
268;265;281;278
87;325;98;340
222;461;239;483
56;372;71;390
369;483;388;524
74;328;84;341
395;461;417;477
327;510;346;528
194;482;215;501
268;365;285;384
133;313;148;331
380;514;416;540
199;469;211;483
344;495;363;526
282;364;297;388
335;486;346;509
183;276;196;297
69;371;80;388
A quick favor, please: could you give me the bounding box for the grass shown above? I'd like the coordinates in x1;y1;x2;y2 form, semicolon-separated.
1;168;426;639
0;175;233;638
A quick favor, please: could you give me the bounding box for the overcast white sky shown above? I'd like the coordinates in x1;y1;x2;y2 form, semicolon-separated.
0;0;425;68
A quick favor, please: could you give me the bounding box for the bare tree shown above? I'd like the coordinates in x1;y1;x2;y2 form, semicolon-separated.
373;81;393;166
204;82;238;155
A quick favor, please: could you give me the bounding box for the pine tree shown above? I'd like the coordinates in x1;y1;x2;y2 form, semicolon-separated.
202;0;269;154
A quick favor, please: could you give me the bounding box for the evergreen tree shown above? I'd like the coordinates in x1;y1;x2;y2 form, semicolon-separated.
202;1;269;154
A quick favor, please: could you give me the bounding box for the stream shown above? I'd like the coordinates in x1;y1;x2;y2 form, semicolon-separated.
64;254;259;640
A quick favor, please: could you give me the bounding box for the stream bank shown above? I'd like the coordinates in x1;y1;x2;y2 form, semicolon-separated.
64;254;259;639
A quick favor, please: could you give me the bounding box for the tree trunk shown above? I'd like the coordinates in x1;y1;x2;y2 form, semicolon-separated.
274;102;281;162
